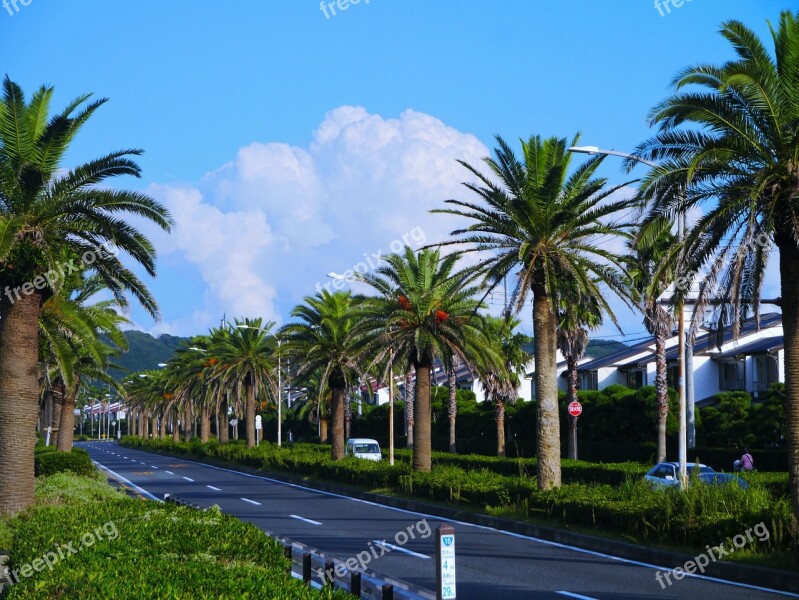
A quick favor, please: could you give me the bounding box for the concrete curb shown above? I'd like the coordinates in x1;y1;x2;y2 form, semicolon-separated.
123;444;799;595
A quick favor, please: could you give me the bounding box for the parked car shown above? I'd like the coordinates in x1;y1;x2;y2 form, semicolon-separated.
345;438;382;461
644;462;749;489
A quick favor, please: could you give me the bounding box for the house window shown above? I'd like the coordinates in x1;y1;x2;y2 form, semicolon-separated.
719;360;745;391
578;370;598;391
625;369;645;390
667;364;679;390
752;354;779;393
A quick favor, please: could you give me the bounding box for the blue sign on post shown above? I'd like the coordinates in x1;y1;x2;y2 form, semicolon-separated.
436;524;456;600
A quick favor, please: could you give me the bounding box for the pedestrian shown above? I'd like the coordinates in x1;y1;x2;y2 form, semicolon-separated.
740;447;754;472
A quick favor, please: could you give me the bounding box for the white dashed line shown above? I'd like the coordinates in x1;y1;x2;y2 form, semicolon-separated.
165;471;175;475
241;498;261;506
373;540;429;559
290;514;322;526
207;485;221;491
182;477;194;482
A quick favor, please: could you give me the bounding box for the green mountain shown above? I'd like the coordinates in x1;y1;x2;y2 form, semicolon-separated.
104;330;189;379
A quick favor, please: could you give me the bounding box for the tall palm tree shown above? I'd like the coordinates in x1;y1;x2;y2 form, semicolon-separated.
631;10;799;523
626;220;675;462
434;134;634;489
212;320;278;448
0;78;171;515
281;291;365;460
359;246;498;472
557;291;602;460
481;314;530;457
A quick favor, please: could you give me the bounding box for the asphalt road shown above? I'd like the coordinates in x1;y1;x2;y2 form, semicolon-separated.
81;441;798;600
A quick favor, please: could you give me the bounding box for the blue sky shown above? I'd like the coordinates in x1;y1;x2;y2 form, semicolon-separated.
1;0;787;340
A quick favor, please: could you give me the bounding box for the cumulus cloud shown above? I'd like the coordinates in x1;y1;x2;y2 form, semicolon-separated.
147;106;492;333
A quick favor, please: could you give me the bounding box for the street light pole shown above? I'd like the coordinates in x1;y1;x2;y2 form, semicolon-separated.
568;145;689;485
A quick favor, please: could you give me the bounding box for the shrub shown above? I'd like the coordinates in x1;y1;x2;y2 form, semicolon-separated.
34;448;95;478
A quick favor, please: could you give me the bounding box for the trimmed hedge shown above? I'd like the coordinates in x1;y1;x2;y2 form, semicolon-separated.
5;474;347;599
34;447;95;477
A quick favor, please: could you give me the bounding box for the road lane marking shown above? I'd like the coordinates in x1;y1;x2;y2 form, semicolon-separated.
207;485;221;491
241;498;261;506
373;540;429;559
90;461;162;502
151;466;159;469
557;593;598;600
182;477;195;482
117;448;799;599
165;471;175;475
290;514;322;526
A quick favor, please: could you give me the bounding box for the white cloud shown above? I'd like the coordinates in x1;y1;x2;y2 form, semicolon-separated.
146;106;492;334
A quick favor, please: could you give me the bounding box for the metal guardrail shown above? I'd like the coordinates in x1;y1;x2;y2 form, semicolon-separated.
163;494;433;600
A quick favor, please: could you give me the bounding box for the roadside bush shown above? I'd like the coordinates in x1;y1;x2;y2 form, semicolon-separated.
4;491;347;599
34;447;95;477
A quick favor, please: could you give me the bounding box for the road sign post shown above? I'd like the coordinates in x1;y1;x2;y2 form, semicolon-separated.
567;401;582;460
436;524;456;600
255;415;262;446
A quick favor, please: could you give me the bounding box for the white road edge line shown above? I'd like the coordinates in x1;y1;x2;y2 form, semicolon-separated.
556;592;598;600
182;477;194;482
135;449;799;599
241;498;261;506
207;485;221;491
91;460;162;502
373;540;429;559
290;514;322;526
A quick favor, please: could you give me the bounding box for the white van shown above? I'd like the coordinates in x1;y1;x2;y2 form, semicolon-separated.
345;438;382;461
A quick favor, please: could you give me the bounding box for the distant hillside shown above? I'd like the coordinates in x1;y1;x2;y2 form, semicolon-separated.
104;330;190;379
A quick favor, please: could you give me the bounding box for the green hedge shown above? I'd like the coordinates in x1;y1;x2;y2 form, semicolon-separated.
34;447;95;478
4;475;347;599
122;437;795;557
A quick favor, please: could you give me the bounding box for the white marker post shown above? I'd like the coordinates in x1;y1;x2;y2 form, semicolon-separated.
255;415;262;446
436;524;456;600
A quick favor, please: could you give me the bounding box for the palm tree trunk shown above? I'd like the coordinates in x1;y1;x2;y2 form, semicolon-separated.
448;368;457;453
201;404;211;443
159;412;168;438
42;388;53;436
777;237;799;533
655;333;669;463
0;291;43;516
344;393;352;441
172;408;180;442
405;370;414;450
496;397;506;457
219;400;229;444
330;386;346;460
150;414;157;439
245;380;256;448
56;387;78;452
566;355;578;460
183;405;192;442
533;286;561;489
413;353;433;472
320;418;329;443
51;383;64;446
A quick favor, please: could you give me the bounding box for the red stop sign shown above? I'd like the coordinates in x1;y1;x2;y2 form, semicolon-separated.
568;401;582;417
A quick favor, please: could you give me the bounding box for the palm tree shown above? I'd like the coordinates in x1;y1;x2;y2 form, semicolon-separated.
434;134;633;489
359;246;498;471
0;78;171;515
626;221;675;462
557;291;602;460
631;10;799;523
212;320;278;448
482;314;531;457
281;291;365;460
